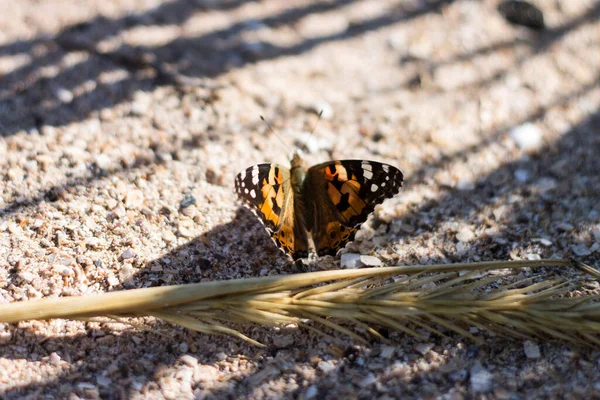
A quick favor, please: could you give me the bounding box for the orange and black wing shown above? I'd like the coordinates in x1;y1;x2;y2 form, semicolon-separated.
234;164;308;259
306;160;403;257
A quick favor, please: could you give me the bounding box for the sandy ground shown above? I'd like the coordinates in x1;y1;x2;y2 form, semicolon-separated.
1;0;600;398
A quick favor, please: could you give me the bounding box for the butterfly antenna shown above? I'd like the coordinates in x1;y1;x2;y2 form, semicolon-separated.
260;115;293;153
304;110;323;153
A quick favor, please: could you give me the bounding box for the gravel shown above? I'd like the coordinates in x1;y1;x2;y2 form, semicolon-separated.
1;0;600;399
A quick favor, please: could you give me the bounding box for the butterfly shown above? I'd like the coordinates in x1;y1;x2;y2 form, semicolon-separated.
235;152;403;259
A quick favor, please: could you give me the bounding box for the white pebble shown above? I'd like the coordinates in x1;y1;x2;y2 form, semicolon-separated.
309;100;334;120
162;230;177;243
509;123;542;151
177;224;195;238
359;255;382;267
180;355;198;367
125;189;145;209
94;154;112;170
55;87;74;104
526;253;541;261
532;238;553;247
85;237;101;248
19;272;37;283
49;352;62;366
317;360;336;373
456;227;475;242
57;266;75;276
341;253;361;269
524;340;541;359
470;363;493;393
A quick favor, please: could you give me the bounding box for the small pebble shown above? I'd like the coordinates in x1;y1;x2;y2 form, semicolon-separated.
19;272;36;283
77;382;97;391
94;154;112;170
96;376;112;388
532;238;552;247
379;345;395;359
177;223;195;238
180;355;198;367
57;266;75;276
492;206;507;220
54;87;74;104
470;363;493;393
125;190;145;209
509;123;542;151
524;340;541;359
592;228;600;243
556;222;574;232
456;241;466;256
121;249;136;260
308;100;334;120
48;352;62;366
241;41;265;58
162;230;177;243
341;253;361;269
359;255;382;267
273;334;294;348
397;223;415;234
243;19;268;31
526;253;541;261
572;244;591;257
357;373;377;388
85;237;101;249
536;177;557;193
514;169;530;183
415;343;434;355
180;194;196;209
304;386;318;399
317;360;336;373
456;227;475;242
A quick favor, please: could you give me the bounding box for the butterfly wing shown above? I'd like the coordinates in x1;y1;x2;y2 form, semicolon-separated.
234;164;309;259
305;160;403;256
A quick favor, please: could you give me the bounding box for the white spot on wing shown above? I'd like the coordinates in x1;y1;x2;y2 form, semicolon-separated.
244;188;249;194
371;184;379;192
382;165;389;173
363;169;373;179
361;162;373;171
250;189;256;198
252;166;259;185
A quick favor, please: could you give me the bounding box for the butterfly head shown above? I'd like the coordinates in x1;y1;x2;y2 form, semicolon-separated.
290;149;305;168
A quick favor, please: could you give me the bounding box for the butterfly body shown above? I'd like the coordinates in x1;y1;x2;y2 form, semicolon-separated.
235;152;403;260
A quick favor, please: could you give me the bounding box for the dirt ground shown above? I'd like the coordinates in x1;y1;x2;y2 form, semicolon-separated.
1;0;600;398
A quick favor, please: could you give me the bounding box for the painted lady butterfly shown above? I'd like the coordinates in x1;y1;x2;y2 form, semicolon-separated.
235;152;403;259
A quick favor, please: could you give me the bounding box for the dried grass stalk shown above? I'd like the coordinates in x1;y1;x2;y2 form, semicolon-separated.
1;258;599;347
